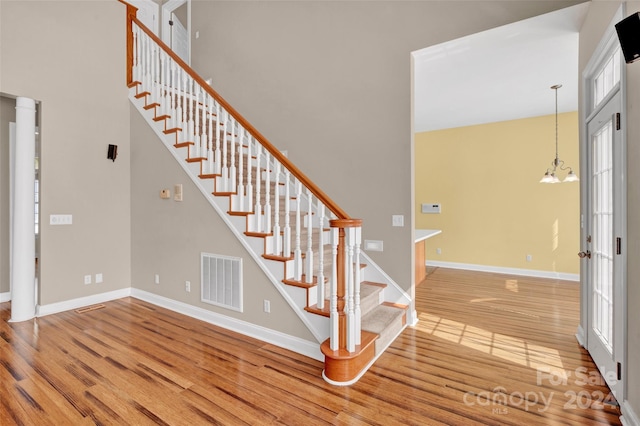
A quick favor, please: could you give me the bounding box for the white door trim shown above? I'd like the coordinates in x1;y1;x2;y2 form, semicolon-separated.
162;0;191;65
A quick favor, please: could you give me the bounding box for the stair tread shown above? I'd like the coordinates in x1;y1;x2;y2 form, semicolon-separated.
361;304;406;334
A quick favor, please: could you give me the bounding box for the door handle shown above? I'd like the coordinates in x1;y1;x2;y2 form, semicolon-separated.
578;250;591;259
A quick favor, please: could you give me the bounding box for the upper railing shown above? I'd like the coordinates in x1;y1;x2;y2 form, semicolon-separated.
122;3;364;355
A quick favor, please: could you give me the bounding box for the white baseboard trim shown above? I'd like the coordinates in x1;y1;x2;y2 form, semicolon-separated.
621;400;640;426
426;260;579;282
0;292;10;303
37;288;132;317
575;325;586;348
130;288;323;362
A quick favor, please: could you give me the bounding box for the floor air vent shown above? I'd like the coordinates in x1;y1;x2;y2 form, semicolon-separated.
201;253;243;312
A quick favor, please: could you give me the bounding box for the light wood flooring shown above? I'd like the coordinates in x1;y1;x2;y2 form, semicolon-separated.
1;268;621;425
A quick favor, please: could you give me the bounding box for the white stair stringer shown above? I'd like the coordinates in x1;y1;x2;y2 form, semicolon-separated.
129;90;330;346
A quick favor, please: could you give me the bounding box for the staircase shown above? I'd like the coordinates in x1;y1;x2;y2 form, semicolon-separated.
123;3;411;385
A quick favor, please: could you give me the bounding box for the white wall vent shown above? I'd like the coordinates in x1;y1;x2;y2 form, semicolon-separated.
201;253;243;312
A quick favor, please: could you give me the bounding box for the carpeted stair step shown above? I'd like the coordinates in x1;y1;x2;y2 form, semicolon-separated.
361;303;406;355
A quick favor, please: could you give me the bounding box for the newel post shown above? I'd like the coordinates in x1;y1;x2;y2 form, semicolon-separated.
328;218;362;351
125;4;137;85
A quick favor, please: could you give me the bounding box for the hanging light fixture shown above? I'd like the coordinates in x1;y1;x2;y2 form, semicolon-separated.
540;84;578;183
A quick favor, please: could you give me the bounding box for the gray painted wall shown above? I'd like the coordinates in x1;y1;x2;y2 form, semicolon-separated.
188;0;585;295
129;106;316;341
0;0;131;305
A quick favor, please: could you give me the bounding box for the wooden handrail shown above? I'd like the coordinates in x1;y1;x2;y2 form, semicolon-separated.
126;10;351;220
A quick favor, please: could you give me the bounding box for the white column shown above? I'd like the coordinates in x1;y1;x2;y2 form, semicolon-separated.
10;97;37;322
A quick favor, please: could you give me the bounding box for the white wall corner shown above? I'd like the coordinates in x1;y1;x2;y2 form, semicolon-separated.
0;292;11;303
130;288;324;362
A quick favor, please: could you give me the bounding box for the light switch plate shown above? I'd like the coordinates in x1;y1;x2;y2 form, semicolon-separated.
392;215;404;227
50;214;73;225
364;240;384;251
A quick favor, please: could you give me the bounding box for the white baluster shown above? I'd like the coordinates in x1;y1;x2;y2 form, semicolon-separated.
354;225;362;346
305;189;314;284
221;111;229;191
159;52;167;117
273;163;281;256
330;227;339;351
237;126;245;211
144;32;151;96
229;118;237;193
254;144;262;233
294;181;302;281
133;26;140;83
246;135;253;210
264;151;272;240
169;62;177;129
206;95;214;175
153;44;160;106
187;77;194;144
214;104;221;175
346;227;355;353
283;170;291;257
193;85;200;157
316;203;325;310
176;69;184;141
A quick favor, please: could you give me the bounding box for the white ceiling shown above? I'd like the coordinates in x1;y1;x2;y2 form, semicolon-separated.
413;3;589;133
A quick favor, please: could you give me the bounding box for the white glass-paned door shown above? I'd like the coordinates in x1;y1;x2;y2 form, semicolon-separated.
591;121;613;352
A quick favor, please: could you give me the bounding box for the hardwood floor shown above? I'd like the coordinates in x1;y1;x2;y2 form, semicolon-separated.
1;268;621;425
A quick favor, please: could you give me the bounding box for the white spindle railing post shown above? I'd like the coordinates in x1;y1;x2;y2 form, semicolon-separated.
144;31;151;96
237;126;245;211
133;26;140;83
177;69;185;141
317;203;325;310
193;85;201;157
294;181;303;281
354;225;362;346
169;62;177;129
305;189;314;284
283;171;291;258
254;144;262;233
346;227;356;353
246;135;253;210
214;104;221;175
264;152;272;243
273;163;281;255
153;44;160;106
206;96;214;174
220;111;229;191
159;52;167;117
330;227;339;351
229;118;237;193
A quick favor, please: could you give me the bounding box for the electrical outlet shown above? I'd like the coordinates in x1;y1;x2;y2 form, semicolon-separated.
84;275;92;285
526;254;533;262
436;248;442;255
95;273;103;283
185;281;191;292
155;274;160;284
263;300;270;313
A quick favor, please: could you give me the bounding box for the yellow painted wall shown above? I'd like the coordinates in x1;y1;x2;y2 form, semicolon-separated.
415;112;580;275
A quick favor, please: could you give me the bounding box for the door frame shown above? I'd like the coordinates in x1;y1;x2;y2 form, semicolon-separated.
577;4;627;400
162;0;191;65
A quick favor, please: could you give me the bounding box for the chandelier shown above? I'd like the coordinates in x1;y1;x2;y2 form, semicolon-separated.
540;84;578;183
